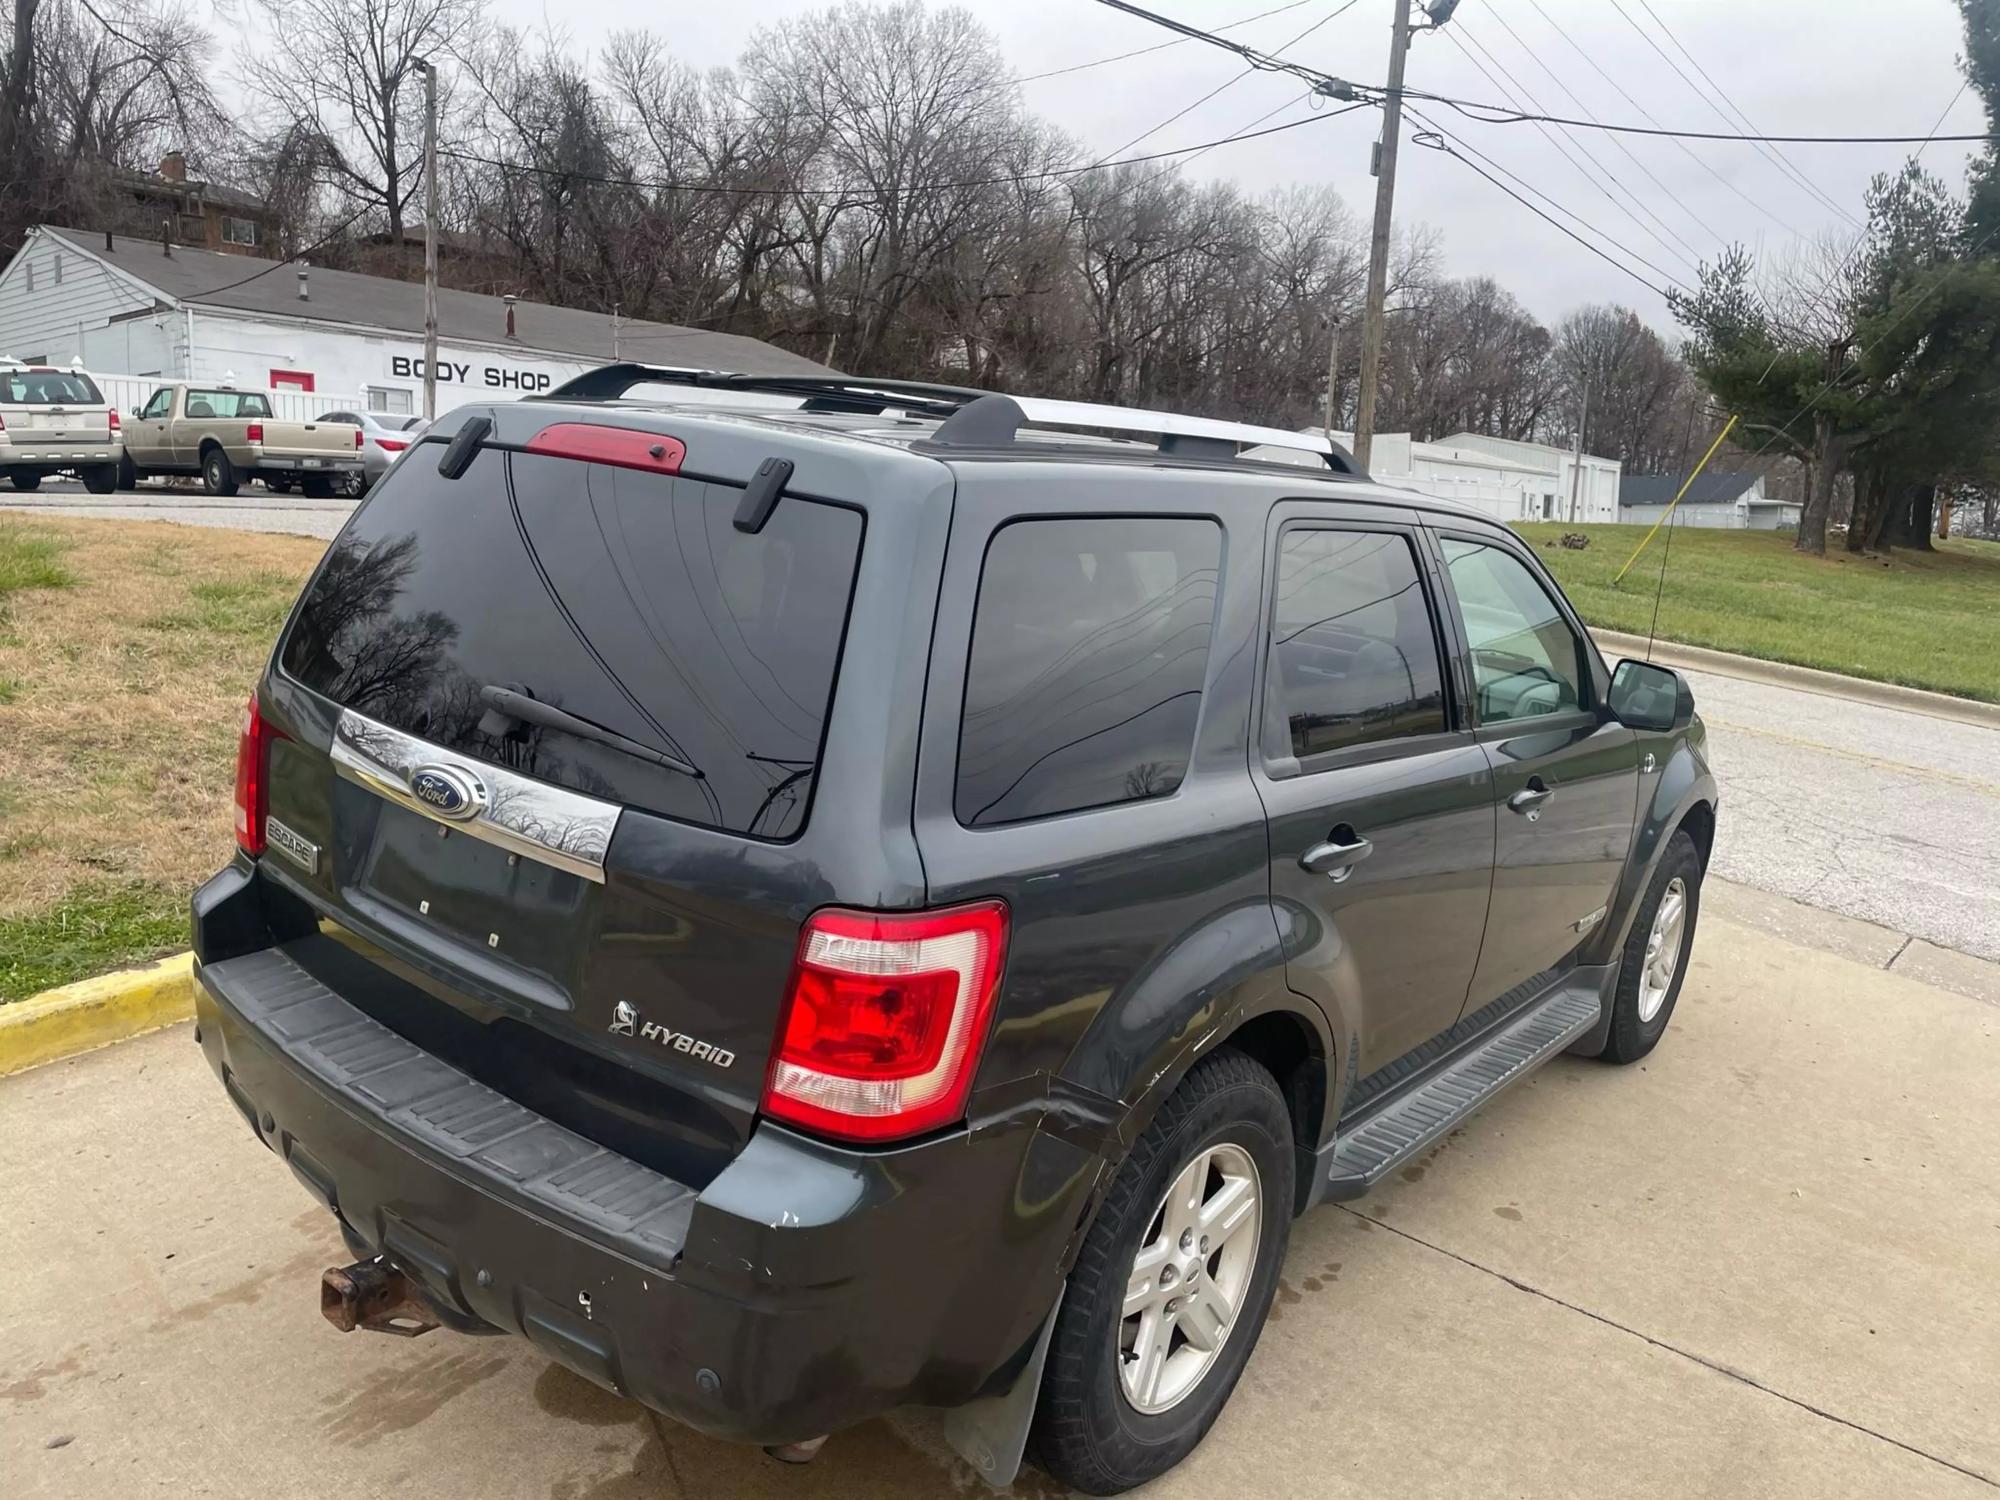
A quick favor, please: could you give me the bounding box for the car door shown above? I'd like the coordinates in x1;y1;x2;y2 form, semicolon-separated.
1431;526;1640;1011
129;386;174;467
1252;503;1497;1081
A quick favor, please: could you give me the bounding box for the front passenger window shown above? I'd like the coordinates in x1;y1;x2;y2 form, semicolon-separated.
1268;529;1447;760
1440;539;1588;724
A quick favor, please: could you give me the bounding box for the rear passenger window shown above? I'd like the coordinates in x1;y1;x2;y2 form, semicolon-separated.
957;517;1221;827
1267;529;1447;761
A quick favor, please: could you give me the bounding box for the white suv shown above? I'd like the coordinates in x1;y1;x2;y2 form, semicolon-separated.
0;363;122;493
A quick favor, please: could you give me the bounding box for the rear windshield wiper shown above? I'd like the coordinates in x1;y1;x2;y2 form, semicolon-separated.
479;685;704;779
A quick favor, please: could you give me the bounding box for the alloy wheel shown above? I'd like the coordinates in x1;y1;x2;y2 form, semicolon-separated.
1116;1141;1262;1415
1638;876;1687;1023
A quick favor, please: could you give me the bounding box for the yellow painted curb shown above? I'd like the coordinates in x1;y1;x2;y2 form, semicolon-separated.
0;951;196;1078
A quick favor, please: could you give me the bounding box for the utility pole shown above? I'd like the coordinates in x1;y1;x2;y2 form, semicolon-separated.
419;58;440;424
1322;319;1341;447
1566;377;1590;522
1354;0;1415;472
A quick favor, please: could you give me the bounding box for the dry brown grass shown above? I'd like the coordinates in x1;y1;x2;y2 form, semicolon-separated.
0;517;322;942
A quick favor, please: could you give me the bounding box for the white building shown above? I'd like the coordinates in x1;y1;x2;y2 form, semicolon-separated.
0;225;831;418
1286;429;1622;524
1619;471;1802;531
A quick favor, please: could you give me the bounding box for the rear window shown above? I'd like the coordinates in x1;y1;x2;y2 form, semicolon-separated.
185;390;272;419
280;444;863;839
956;516;1221;827
1;370;102;405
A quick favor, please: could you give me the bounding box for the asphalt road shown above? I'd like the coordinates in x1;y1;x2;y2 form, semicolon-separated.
0;483;356;539
6;483;1998;969
4;892;1996;1498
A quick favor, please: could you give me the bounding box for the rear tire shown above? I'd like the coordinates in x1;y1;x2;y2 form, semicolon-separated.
8;470;41;492
1030;1050;1294;1495
1591;829;1702;1065
201;446;239;496
116;453;138;491
82;463;117;495
301;475;336;499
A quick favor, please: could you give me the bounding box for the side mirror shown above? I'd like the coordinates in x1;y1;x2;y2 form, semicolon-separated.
1608;658;1692;733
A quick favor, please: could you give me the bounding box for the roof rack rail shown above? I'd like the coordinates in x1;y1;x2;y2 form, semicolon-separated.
537;364;1365;475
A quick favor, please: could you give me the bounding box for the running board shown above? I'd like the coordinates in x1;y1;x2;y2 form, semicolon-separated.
1322;985;1603;1201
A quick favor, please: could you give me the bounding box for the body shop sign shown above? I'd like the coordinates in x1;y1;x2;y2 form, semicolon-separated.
388;353;556;392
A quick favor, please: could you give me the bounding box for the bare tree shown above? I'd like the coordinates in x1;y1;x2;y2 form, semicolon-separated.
239;0;486;244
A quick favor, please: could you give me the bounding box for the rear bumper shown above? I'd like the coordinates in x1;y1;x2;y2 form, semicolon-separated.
1;445;119;468
253;455;363;474
191;866;1088;1445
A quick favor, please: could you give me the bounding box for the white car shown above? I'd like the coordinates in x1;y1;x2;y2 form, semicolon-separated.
0;364;122;493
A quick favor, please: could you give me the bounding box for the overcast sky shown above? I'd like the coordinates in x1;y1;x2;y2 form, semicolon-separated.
472;0;1983;333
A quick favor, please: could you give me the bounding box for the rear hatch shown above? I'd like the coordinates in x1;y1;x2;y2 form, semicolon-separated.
1;368;112;447
258;418;871;1186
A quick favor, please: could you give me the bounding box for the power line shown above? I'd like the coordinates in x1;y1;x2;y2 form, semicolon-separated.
1013;0;1324;85
1091;0;2000;144
1622;0;1858;228
1097;0;1361;163
1442;24;1703;274
1403;107;1678;299
1482;1;1734;248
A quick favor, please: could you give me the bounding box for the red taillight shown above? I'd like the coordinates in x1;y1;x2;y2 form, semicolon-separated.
762;902;1008;1143
246;421;264;444
108;407;120;431
355;426;364;449
233;694;272;856
375;437;407;452
525;423;684;475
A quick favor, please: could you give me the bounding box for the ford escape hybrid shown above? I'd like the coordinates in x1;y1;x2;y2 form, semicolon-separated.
191;366;1717;1494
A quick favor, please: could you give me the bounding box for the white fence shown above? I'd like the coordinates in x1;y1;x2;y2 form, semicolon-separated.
94;372;366;424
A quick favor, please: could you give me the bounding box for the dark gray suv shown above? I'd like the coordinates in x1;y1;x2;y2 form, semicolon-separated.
190;367;1716;1495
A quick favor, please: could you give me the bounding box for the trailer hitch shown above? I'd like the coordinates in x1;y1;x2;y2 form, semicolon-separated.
320;1260;442;1338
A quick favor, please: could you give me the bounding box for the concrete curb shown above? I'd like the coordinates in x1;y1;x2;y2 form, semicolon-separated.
0;951;195;1078
1591;629;2000;730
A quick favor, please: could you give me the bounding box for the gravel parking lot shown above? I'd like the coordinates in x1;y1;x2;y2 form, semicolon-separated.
4;888;1996;1498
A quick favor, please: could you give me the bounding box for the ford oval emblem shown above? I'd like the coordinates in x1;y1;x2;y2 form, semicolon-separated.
408;763;484;820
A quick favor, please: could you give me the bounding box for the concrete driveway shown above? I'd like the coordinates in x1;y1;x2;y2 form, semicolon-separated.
4;889;1996;1498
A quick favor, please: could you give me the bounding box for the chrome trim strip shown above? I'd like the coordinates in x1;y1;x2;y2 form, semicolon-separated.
330;708;619;883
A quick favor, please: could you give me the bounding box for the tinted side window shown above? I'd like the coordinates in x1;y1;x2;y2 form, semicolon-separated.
1440;538;1587;724
956;517;1221;827
280;445;863;839
1268;528;1447;760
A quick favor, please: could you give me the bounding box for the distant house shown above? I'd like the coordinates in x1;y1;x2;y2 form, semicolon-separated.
106;153;281;258
1619;471;1801;531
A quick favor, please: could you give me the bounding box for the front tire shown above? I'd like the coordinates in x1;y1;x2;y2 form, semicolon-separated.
1591;829;1702;1064
1031;1050;1294;1495
82;463;117;495
8;470;41;492
201;447;239;496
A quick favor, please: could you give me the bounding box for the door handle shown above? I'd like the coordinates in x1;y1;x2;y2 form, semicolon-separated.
1300;830;1373;880
1507;778;1553;816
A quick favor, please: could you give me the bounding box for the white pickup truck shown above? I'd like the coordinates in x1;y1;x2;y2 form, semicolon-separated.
119;383;363;497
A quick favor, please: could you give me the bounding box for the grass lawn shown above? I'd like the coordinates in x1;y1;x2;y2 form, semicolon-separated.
1515;522;2000;703
0;517;322;1000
